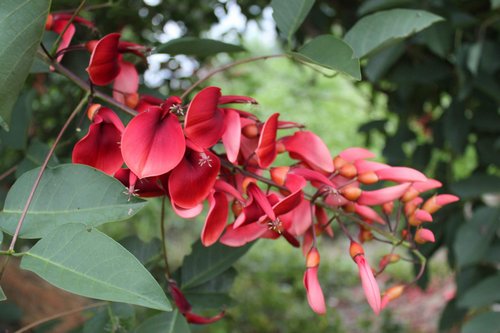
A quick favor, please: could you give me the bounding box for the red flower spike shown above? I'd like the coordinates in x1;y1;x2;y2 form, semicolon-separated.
72;107;124;175
86;33;121;86
256;113;279;169
184;86;225;148
349;241;381;315
414;228;435;244
113;58;139;105
121;107;185;178
201;191;229;246
221;109;241;163
281;131;334;173
357;183;411;206
339;147;376;162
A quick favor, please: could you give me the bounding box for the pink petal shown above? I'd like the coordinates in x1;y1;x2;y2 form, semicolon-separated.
289;167;334;187
355;256;381;315
354;160;388;174
435;194;460;206
113;58;139;104
357;183;411;206
172;202;203;218
220;222;267;247
415;228;435;244
86;33;121;85
51;20;75;63
415;209;433;222
303;267;326;314
222;109;241;163
281;131;334;173
376;167;427;183
122;109;185;178
339;147;376;162
354;204;386;225
281;198;311;236
256;113;279;169
272;188;304;217
412;179;442;192
201;192;229;246
184;86;224;148
169;149;220;208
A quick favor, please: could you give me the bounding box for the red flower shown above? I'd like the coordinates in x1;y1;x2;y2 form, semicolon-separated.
350;241;381;315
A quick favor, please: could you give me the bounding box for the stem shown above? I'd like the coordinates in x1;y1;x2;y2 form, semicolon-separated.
7;92;90;252
336;217;354;242
0;165;17;182
37;48;138;117
160;196;172;279
180;54;286;100
15;301;107;333
50;0;87;56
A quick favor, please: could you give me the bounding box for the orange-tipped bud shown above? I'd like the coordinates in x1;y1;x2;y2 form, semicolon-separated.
342;202;356;213
414;228;435;244
125;92;139;109
339;163;357;179
241;177;256;193
87;103;102;121
333;156;347;171
382;201;394;215
276;141;286;153
381;285;405;309
358;171;379;185
231;200;242;217
349;241;364;260
242;124;259;138
422;194;459;214
379;254;400;269
401;187;419;202
270;166;289;186
341;186;362;201
45;14;53;30
404;201;418;217
306;248;320;268
359;227;373;243
408;215;422;227
401;229;409;239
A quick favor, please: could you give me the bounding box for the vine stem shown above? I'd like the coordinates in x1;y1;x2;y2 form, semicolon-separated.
7;92;90;252
180;54;286;100
14;301;107;333
160;196;172;279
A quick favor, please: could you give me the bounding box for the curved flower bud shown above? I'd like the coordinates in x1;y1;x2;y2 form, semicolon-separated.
357;183;411;206
422;194;459;214
380;285;405;310
350;242;381;315
414;228;435;244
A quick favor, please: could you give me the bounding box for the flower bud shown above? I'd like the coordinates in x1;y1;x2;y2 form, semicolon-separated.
125;92;139;109
270;166;289;186
358;171;379;185
45;14;53;30
339;163;357;179
231;200;242;217
359;227;373;243
379;254;400;270
86;103;102;121
306;248;320;268
342;202;355;213
340;186;362;201
242;123;259;138
401;187;419;202
382;201;394;215
414;228;435;244
381;285;405;309
333;156;347;171
349;241;364;260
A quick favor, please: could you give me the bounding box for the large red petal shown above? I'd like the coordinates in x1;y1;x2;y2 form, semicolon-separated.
169;149;220;208
184;86;224;148
113;58;139;104
256;113;279;169
220;222;267;247
121;109;185;178
86;33;121;85
201;192;229;246
247;183;276;221
273;187;303;217
222;109;241;163
281;131;334;173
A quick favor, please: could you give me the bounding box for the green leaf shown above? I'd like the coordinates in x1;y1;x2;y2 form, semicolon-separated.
492;0;500;9
357;0;412;16
20;223;171;311
184;268;236;309
181;240;252;289
454;207;500;268
293;35;361;80
0;164;147;239
120;235;161;266
451;174;500;199
344;9;443;58
135;310;190;333
156;37;245;57
458;274;500;308
364;42;405;82
0;231;3;246
0;0;50;130
462;311;500;333
0;286;5;301
0;90;35;150
271;0;315;42
15;139;59;178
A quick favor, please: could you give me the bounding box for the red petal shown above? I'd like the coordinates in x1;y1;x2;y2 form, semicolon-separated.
222;109;241;163
184;86;224;148
281;198;311;236
355;256;381;315
281;131;334;173
218;95;257;105
412;179;442;192
339;147;376;162
169;149;220;208
256;113;279;169
247;183;276;221
113;58;139;104
168;282;192;313
220;222;267;247
273;187;303;217
354;160;388;174
435;194;460;206
357;183;411;206
354;204;386;224
172;202;203;218
214;179;244;202
303;267;326;314
376;167;427;183
51;20;75;63
86;33;121;85
184;311;225;325
289;167;334;187
201;192;228;246
121;108;185;178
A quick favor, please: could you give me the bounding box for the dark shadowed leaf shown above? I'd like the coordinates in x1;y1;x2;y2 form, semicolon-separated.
21;223;171;311
0;0;50;129
364;42;405;82
156;37;245;57
181;240;252;289
462;311;500;333
15;139;59;178
293;35;361;80
451;174;500;199
271;0;315;42
458;273;500;308
120;235;161;266
184;268;237;309
0;164;147;239
344;9;443;58
134;310;190;333
357;0;412;16
0;91;35;150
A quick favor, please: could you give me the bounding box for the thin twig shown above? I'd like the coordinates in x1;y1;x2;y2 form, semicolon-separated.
15;301;107;333
180;54;286;100
160;196;172;279
50;0;87;56
7;92;90;252
0;165;17;182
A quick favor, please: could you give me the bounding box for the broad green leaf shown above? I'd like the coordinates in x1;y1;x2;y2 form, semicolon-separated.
21;223;171;311
181;240;252;289
458;274;500;308
120;235;161;265
184;268;236;309
454;207;500;268
357;0;412;16
462;311;500;333
271;0;315;42
0;90;35;150
0;0;50;129
364;42;405;82
0;286;5;301
135;310;190;333
15;139;59;178
156;37;245;57
451;174;500;199
344;9;443;58
293;35;361;80
0;164;147;239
